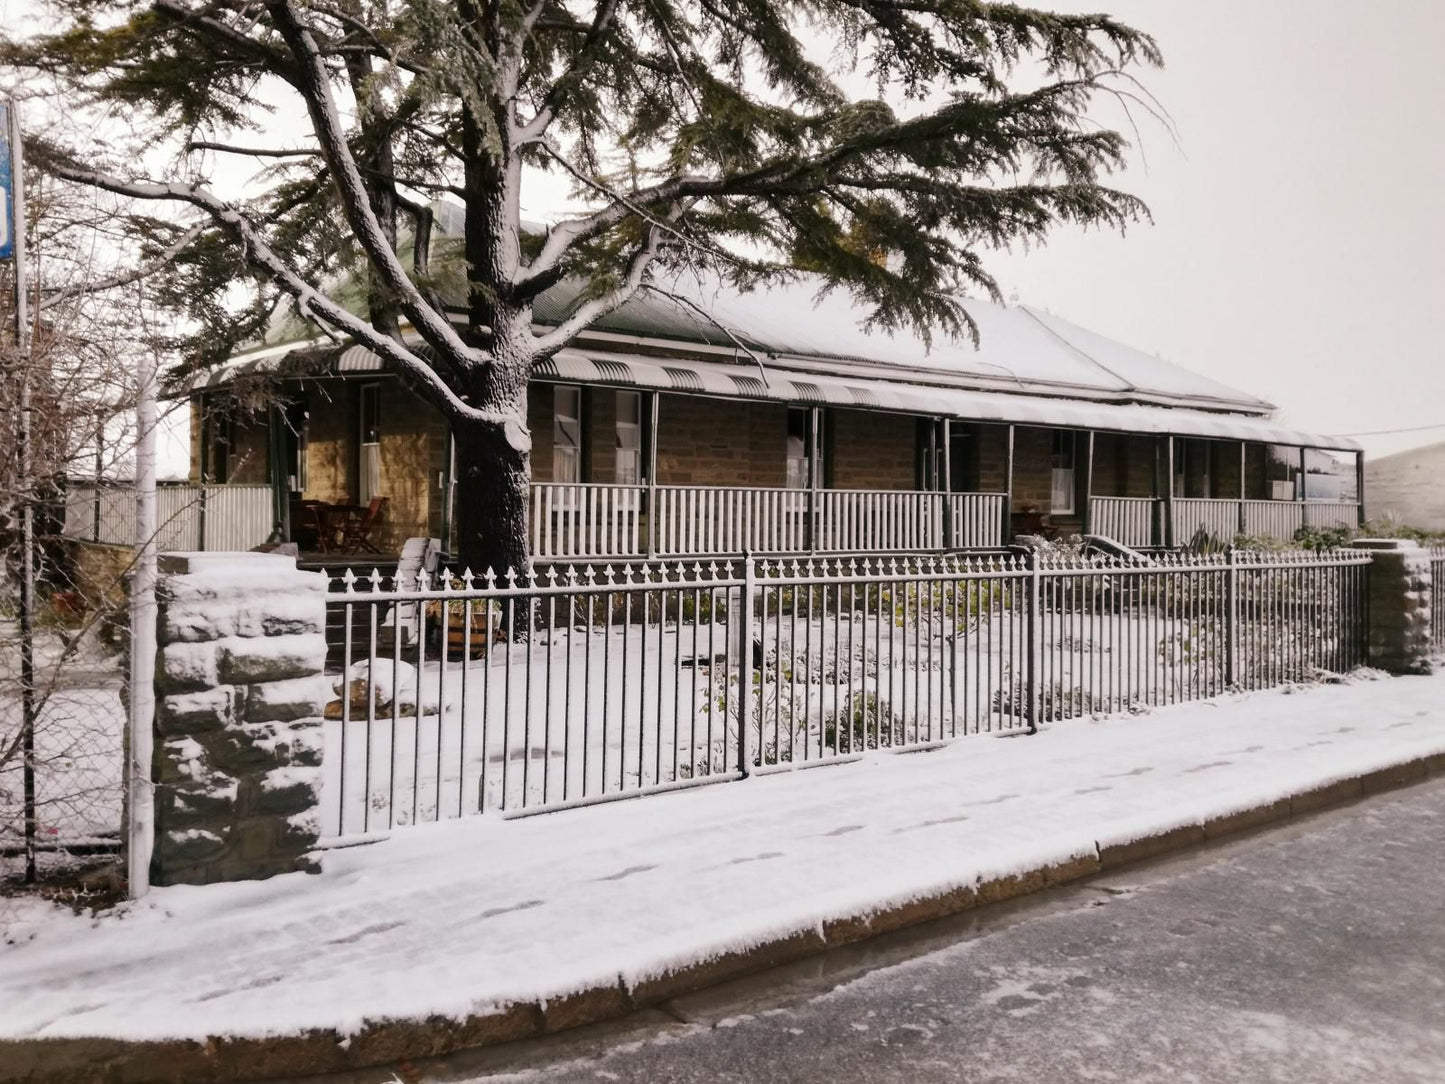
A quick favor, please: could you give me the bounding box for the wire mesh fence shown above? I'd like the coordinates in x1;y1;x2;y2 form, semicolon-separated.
320;547;1372;838
1;537;129;890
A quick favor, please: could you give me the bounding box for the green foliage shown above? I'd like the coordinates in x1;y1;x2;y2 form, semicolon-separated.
7;0;1164;368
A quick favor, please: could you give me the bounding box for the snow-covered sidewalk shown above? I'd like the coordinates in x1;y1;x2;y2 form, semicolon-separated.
4;671;1445;1047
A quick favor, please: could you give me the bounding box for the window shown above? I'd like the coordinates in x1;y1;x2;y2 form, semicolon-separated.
1050;429;1076;514
207;413;235;485
284;399;309;494
615;391;642;484
786;408;812;489
1173;438;1212;499
1266;445;1299;501
1304;449;1355;501
358;383;381;502
553;385;582;483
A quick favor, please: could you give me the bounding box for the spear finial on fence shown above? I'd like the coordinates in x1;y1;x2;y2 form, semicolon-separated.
367;568;382;593
341;567;357;593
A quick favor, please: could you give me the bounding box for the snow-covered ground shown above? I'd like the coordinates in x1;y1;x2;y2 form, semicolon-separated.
322;600;1336;835
0;620;125;862
3;669;1444;1044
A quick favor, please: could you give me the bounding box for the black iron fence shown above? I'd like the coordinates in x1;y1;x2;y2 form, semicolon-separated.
320;548;1372;837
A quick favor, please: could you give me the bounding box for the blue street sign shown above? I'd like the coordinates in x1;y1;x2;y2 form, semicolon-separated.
0;102;12;261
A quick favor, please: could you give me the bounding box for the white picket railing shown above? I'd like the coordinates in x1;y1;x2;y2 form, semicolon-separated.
1090;496;1156;548
62;483;274;551
816;489;943;552
949;492;1007;549
1242;500;1304;541
1173;498;1241;545
528;484;1007;559
654;485;809;556
1303;501;1360;530
530;483;646;560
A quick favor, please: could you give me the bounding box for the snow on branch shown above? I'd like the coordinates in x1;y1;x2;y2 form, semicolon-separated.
41;160;521;440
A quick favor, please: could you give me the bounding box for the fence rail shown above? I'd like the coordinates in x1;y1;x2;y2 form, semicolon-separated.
1303;501;1360;530
1090;496;1156;548
528;484;1005;559
61;483;274;551
1173;498;1239;545
320;547;1371;838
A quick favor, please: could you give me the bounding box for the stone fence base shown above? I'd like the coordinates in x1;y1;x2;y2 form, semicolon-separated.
153;552;328;886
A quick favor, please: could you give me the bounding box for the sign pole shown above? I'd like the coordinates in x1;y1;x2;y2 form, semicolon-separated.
128;320;157;899
5;98;38;883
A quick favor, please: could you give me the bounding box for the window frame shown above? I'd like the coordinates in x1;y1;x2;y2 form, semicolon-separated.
615;390;642;485
553;384;583;484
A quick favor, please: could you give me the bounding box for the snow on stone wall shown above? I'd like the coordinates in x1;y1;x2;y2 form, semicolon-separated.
152;552;328;885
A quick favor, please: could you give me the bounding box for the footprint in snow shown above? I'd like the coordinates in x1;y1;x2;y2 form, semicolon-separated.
967;793;1019;806
824;824;863;837
475;899;545;920
893;814;968;833
730;852;783;866
1105;767;1153;778
595;864;658;882
1183;760;1232;773
1073;785;1111;795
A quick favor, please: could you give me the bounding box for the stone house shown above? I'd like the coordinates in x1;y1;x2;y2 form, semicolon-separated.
185;274;1364;563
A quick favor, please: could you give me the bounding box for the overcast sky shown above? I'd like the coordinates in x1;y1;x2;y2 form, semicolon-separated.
6;0;1443;464
970;0;1445;462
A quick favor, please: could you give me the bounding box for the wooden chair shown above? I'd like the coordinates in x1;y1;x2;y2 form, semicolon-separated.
338;496;388;555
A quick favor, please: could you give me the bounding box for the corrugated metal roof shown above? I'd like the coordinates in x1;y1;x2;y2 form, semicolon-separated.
201;339;1357;451
241;270;1274;414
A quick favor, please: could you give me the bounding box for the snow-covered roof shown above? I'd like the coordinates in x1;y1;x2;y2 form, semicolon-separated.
201;337;1359;451
213;263;1360;447
532;272;1274;414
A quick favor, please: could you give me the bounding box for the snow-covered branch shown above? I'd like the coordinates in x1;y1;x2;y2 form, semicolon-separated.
529;225;667;358
40;161;520;436
264;0;477;366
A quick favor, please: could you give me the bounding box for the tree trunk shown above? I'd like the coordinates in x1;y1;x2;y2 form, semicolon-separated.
451;409;531;582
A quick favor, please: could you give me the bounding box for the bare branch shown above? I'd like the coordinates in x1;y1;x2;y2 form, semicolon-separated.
39;225;205;312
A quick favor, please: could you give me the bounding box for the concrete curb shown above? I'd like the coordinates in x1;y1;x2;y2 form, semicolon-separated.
7;751;1445;1084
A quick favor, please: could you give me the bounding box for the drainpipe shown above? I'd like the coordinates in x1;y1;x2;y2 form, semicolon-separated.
440;426;454;554
647;391;659;559
1082;430;1095;538
1355;451;1366;528
1298;446;1309;532
941;418;953;551
1238;441;1247;536
808;405;822;554
1163;436;1176;549
1002;424;1015;548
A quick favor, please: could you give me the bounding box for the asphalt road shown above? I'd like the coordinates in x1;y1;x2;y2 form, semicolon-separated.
310;777;1445;1084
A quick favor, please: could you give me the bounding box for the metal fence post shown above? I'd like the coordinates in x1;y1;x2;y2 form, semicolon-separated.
738;552;757;776
1226;548;1239;687
1026;549;1040;734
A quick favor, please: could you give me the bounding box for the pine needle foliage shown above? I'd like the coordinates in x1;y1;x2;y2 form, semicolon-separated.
3;0;1162;573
